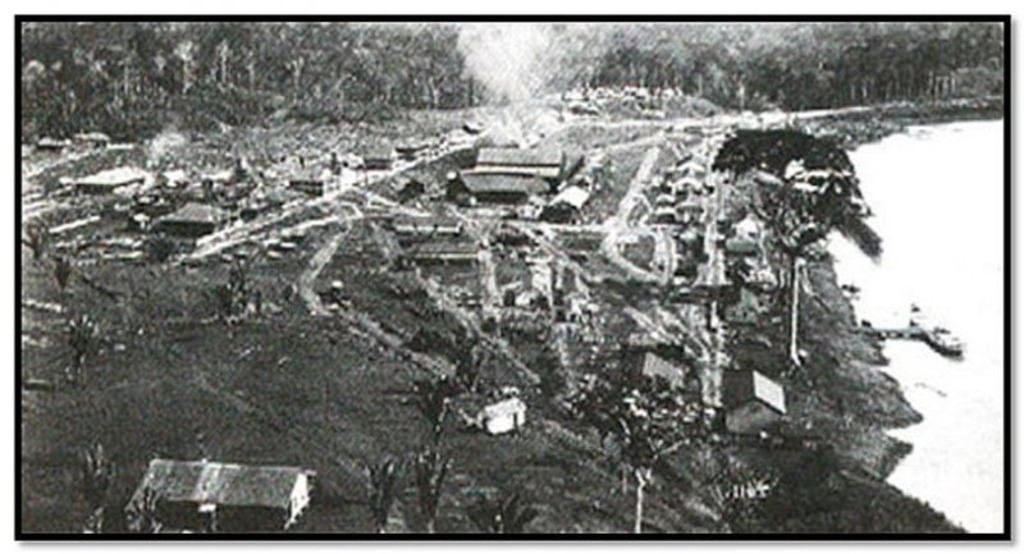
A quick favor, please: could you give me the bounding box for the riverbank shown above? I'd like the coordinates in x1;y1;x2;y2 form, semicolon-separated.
801;96;1004;149
832;119;1005;533
718;102;1006;533
773;106;1004;533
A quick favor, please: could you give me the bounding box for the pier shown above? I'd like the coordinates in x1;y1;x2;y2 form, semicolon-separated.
860;325;964;359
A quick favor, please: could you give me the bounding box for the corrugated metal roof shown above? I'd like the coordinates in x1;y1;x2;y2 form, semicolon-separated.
477;147;562;168
158;202;226;225
724;370;786;414
75;167;149;187
130;459;313;510
482;397;527;419
393;215;463;232
469;165;562;180
362;146;395;161
459;172;549;196
404;239;479;258
549;186;590;210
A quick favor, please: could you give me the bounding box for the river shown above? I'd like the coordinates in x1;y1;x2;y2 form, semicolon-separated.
828;119;1005;533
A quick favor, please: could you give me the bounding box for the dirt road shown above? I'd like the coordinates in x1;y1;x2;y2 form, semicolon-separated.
599;146;664;283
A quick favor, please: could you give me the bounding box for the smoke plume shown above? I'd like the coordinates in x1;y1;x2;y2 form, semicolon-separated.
457;23;557;104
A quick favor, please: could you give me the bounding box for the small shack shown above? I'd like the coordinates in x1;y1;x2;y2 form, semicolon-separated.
288;168;332;197
125;459;315;532
75;167;149;195
154;202;226;238
676;201;704;225
724;237;760;257
401;239;479;265
392;215;464;238
478;397;527;435
540;185;590;223
622;347;690;391
450;172;550;204
35;137;71;151
73;132;111;149
362;146;396;170
395;141;430;161
722;370;787;434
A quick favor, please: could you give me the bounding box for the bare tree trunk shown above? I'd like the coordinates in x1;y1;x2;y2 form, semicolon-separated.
634;467;651;534
789;256;803;367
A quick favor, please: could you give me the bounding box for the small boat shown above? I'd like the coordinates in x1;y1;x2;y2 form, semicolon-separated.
909;305;965;358
923;327;965;358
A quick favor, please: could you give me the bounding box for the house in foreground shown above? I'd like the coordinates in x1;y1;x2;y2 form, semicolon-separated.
477;397;527;435
125;459;315;532
722;370;787;434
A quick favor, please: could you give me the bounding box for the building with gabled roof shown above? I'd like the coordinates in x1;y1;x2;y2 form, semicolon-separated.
288;167;332;197
154;202;226;238
392;214;464;237
362;146;396;170
474;147;583;183
401;239;479;265
449;172;550;204
75;167;149;195
722;370;787;434
125;459;315;532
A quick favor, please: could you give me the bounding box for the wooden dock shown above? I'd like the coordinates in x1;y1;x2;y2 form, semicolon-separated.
859;325;963;359
861;326;927;340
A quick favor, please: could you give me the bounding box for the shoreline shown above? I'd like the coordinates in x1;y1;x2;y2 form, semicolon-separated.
797;105;1002;529
722;101;1002;533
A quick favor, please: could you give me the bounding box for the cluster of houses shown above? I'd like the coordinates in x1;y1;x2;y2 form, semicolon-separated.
35;131;112;152
444;146;589;221
620;335;787;437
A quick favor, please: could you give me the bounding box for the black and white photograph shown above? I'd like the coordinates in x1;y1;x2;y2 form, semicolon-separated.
15;17;1009;539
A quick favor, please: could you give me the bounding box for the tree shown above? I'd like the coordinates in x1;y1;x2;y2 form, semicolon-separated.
24;221;49;260
53;255;73;292
411;376;458;445
125;487;163;533
455;344;484;393
466;488;538;534
715;129;881;367
412;447;450;533
568;373;700;533
80;443;115;533
365;457;402;534
67;314;99;385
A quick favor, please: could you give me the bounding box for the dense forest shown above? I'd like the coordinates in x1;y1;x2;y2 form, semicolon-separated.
20;21;1004;140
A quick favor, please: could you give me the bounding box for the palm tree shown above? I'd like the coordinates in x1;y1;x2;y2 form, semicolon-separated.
466;488;538;534
67;314;99;385
366;457;402;534
53;255;73;292
126;487;162;533
23;221;49;260
80;443;115;533
413;448;450;533
568;373;695;533
716;129;881;367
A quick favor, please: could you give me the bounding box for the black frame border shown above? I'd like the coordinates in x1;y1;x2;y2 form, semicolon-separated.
13;13;1013;542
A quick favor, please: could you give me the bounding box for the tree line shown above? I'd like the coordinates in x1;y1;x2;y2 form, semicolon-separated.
20;22;1003;141
585;22;1003;111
